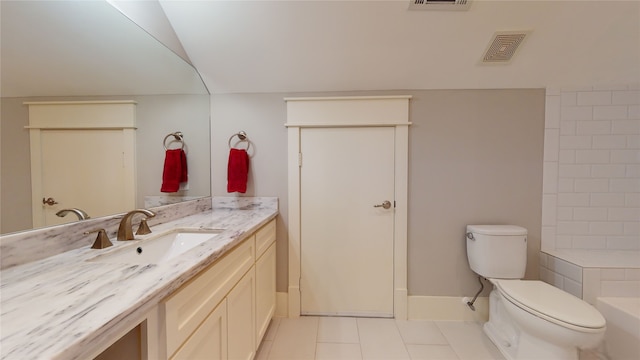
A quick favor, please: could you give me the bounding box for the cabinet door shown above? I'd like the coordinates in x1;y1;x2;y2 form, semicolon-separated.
170;299;227;360
255;219;276;258
164;238;255;356
255;243;276;348
227;267;256;360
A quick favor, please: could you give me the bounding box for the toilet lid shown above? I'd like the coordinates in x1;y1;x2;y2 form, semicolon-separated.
494;280;606;329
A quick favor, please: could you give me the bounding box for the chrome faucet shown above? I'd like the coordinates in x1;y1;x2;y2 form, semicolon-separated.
56;208;90;220
117;209;156;241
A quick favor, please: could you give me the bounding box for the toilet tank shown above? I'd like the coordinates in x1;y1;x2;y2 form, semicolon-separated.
466;225;527;279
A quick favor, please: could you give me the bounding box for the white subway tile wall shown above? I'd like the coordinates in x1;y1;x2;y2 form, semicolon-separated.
539;253;584;298
543;84;640;252
542;85;639;304
539;253;640;304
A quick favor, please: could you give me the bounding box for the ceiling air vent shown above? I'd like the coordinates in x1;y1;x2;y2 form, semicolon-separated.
481;31;531;64
409;0;472;11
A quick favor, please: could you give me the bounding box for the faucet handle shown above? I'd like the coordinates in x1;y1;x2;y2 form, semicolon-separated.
136;218;152;236
85;229;113;249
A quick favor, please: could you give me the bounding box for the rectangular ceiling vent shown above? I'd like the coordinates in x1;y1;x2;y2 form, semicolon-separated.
409;0;472;11
481;31;531;64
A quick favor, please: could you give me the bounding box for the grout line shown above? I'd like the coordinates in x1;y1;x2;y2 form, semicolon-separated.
356;318;362;359
356;318;363;360
394;319;413;359
266;316;508;360
356;318;364;360
434;321;465;360
313;316;319;360
264;318;283;360
265;318;280;359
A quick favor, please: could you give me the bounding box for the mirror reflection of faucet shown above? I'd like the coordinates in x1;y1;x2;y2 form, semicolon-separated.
56;208;90;220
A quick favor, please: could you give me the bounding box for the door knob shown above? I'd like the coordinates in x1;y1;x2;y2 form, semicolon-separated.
42;197;58;206
373;200;392;209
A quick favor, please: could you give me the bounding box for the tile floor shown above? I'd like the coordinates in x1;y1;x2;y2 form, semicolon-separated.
255;317;505;360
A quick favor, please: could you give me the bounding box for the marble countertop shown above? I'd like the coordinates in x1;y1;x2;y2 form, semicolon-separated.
0;198;278;360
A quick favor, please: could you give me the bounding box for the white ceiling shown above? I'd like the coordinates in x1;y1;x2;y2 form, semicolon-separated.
160;0;640;94
0;0;206;97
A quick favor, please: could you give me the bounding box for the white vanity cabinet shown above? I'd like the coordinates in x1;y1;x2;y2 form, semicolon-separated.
227;268;256;360
170;299;227;360
161;219;276;360
255;220;277;348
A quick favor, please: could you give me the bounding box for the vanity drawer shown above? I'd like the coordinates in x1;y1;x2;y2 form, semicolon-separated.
163;237;255;357
255;219;276;259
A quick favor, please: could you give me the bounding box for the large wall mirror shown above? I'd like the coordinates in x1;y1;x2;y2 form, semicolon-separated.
0;0;211;235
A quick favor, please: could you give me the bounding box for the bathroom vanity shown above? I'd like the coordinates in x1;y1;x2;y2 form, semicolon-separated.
0;197;278;360
161;218;276;359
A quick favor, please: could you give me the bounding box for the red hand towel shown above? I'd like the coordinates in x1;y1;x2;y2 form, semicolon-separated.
180;149;188;183
161;149;188;193
227;148;249;193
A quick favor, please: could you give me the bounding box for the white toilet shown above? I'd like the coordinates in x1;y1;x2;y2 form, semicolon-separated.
466;225;606;360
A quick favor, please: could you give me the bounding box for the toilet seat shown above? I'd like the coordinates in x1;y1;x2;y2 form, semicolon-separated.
493;279;606;332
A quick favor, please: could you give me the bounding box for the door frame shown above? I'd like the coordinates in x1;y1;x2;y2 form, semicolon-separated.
25;100;137;227
285;95;411;319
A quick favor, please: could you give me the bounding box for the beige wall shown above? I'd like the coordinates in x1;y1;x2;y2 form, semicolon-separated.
0;98;32;233
135;94;210;206
0;94;210;234
211;93;290;292
408;90;545;296
211;89;546;296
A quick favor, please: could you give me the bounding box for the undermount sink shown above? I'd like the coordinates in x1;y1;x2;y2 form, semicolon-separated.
87;228;224;264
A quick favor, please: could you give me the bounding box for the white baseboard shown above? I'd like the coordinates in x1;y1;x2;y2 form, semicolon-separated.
287;286;301;318
275;292;488;321
395;288;408;320
275;292;288;318
407;296;489;322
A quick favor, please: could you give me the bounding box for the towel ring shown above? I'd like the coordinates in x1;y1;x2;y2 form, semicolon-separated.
164;131;184;150
228;131;250;151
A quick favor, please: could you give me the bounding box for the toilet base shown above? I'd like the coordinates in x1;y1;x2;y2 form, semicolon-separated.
483;288;582;360
484;322;517;360
516;331;578;360
484;314;580;360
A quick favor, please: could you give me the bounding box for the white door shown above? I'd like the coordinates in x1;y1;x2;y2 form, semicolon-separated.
39;129;135;226
27;101;137;228
300;127;395;317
